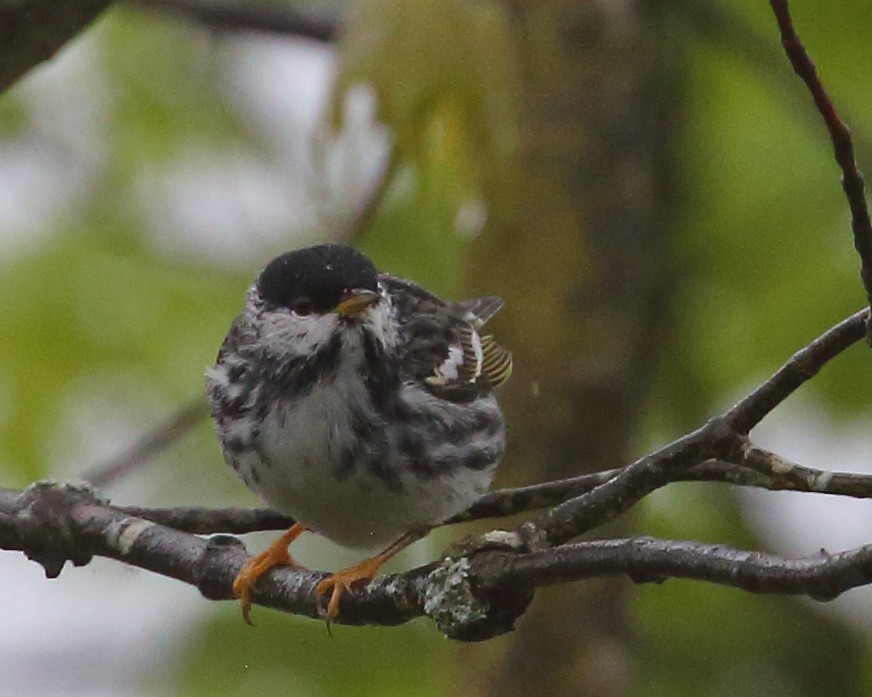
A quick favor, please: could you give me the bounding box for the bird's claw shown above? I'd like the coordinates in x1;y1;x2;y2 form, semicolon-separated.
315;556;385;632
231;523;308;624
316;574;354;634
233;579;251;625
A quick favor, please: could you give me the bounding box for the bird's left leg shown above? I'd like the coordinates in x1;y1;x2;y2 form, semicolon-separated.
316;528;429;627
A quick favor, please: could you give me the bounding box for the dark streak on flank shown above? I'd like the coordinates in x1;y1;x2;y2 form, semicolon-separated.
336;447;358;480
365;450;404;493
398;431;437;478
350;405;376;442
224;437;247;454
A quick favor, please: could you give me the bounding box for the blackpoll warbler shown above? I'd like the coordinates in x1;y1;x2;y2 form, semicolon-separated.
207;244;512;623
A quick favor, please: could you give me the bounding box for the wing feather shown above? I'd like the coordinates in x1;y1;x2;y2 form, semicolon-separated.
380;274;512;399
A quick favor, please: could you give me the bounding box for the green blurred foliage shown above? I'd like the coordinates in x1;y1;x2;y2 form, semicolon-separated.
179;612;448;697
0;93;28;136
2;0;872;695
0;228;243;483
634;579;862;697
334;0;516;169
633;483;865;697
335;0;517;296
103;11;249;164
634;3;872;694
651;1;872;431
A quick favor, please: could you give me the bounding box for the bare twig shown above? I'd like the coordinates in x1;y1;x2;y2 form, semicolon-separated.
770;1;872;334
0;0;114;93
724;309;867;433
2;300;870;634
679;0;872;165
517;309;869;548
739;446;872;498
116;502;294;534
336;145;400;245
132;0;339;42
82;398;208;488
516;421;727;548
104;453;872;537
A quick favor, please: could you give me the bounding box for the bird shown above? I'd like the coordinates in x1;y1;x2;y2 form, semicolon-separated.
206;243;512;625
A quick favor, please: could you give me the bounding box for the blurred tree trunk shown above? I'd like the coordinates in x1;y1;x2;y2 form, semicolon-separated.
461;2;679;695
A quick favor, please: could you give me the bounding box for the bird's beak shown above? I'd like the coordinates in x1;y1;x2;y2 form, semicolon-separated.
336;289;380;318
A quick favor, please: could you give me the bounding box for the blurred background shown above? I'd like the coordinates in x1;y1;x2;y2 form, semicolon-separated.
2;0;872;695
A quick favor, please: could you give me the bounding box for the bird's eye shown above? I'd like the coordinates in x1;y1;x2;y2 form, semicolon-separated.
292;298;314;316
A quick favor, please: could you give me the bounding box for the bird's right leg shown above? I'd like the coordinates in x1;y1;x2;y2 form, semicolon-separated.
233;521;309;624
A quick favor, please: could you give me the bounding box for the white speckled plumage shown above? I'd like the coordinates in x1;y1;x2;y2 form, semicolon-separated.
206;245;509;552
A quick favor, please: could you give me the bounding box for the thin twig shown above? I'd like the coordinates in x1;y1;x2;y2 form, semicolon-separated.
770;0;872;334
739;446;872;498
724;309;867;433
117;503;294;534
518;309;869;548
516;422;725;548
336;145;400;244
132;0;339;42
677;0;871;159
2;315;871;630
105;454;872;536
82;398;208;488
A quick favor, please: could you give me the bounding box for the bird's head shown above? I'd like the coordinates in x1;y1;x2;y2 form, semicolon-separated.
251;244;390;358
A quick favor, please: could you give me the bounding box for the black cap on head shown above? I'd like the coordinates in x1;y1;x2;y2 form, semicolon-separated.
257;244;378;313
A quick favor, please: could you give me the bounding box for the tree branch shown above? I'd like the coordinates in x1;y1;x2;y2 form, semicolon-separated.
82;450;872;538
131;0;339;42
3;482;872;641
0;0;115;93
678;0;872;166
82;398;208;487
724;309;867;433
738;446;872;497
770;0;872;335
1;303;870;638
517;309;868;548
485;537;872;603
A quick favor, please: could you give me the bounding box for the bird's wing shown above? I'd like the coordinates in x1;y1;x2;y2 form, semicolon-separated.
456;296;504;327
379;274;512;398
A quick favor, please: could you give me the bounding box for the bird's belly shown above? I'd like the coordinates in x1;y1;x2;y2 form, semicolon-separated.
253;455;491;550
245;392;495;550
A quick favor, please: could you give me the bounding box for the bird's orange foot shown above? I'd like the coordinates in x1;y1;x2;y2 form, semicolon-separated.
316;556;386;629
233;523;308;624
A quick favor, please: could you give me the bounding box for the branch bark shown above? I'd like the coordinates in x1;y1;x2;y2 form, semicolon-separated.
131;0;339;42
517;309;868;549
106;450;872;537
3;482;872;641
770;0;872;335
0;0;115;93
